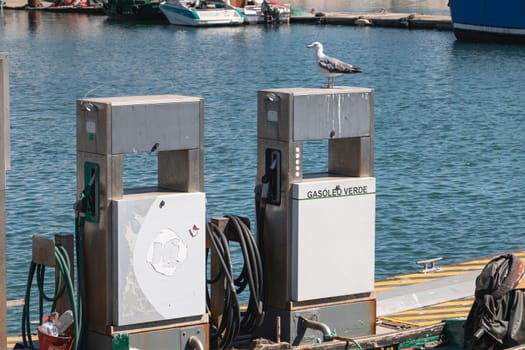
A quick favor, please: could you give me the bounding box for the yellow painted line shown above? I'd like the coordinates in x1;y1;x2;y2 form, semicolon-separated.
415;320;447;326
8;335;23;348
381;297;474;329
374;286;395;292
459;259;490;265
379;317;421;327
433;300;474;307
455;251;525;266
408;320;448;327
375;278;434;286
393;306;471;315
439;265;484;271
386;313;469;321
391;271;465;279
379;317;443;327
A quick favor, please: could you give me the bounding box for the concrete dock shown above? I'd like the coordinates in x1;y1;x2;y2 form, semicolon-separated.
9;249;524;348
377;250;525;327
291;12;452;30
0;0;104;13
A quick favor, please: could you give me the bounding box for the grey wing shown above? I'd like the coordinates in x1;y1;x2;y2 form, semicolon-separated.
319;56;362;73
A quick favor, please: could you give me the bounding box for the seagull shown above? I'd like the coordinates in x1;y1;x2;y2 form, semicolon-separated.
306;41;362;88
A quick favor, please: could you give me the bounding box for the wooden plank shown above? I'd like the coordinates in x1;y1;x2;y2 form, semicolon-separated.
250;323;445;350
6;299;24;308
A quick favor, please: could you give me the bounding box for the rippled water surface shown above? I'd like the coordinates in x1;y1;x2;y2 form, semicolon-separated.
1;5;525;332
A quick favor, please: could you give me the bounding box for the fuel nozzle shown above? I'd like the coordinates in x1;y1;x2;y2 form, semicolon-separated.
78;162;100;223
261;149;281;205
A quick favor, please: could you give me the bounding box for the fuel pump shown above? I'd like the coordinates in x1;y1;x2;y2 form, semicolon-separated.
77;95;207;350
256;87;376;345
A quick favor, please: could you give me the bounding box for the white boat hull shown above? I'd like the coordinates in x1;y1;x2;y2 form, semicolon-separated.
241;5;262;24
160;1;244;26
237;3;290;24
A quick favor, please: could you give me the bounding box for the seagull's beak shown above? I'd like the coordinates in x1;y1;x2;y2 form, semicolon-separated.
306;43;314;48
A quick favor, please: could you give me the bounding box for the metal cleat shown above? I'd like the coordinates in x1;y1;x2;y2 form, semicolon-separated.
416;257;443;274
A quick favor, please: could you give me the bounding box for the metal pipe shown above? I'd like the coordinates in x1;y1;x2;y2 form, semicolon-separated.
188;336;205;350
332;335;363;349
276;316;281;343
300;317;332;341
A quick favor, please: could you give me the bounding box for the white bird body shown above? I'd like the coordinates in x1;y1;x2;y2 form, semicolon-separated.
307;41;362;88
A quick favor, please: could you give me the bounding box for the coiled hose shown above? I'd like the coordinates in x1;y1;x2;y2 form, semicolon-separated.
21;245;80;350
21;177;93;350
206;215;264;350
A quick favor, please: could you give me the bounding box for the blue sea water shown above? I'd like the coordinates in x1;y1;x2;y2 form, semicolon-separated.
1;6;525;333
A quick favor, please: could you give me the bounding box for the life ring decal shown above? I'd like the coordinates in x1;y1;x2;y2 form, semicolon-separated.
146;228;188;276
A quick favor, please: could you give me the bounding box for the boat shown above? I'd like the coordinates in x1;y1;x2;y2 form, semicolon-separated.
226;0;290;24
159;0;244;26
449;0;525;44
103;0;166;21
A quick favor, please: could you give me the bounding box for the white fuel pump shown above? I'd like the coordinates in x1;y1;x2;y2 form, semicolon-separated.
256;87;376;345
77;95;207;350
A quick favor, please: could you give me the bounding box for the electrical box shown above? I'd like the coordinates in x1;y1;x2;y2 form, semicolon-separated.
291;176;375;301
112;191;206;326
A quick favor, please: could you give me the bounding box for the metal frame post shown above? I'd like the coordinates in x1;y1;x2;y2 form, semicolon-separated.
0;52;10;350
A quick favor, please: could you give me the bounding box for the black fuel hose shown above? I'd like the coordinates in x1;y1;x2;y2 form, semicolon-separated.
225;215;264;334
206;221;241;350
206;216;264;350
